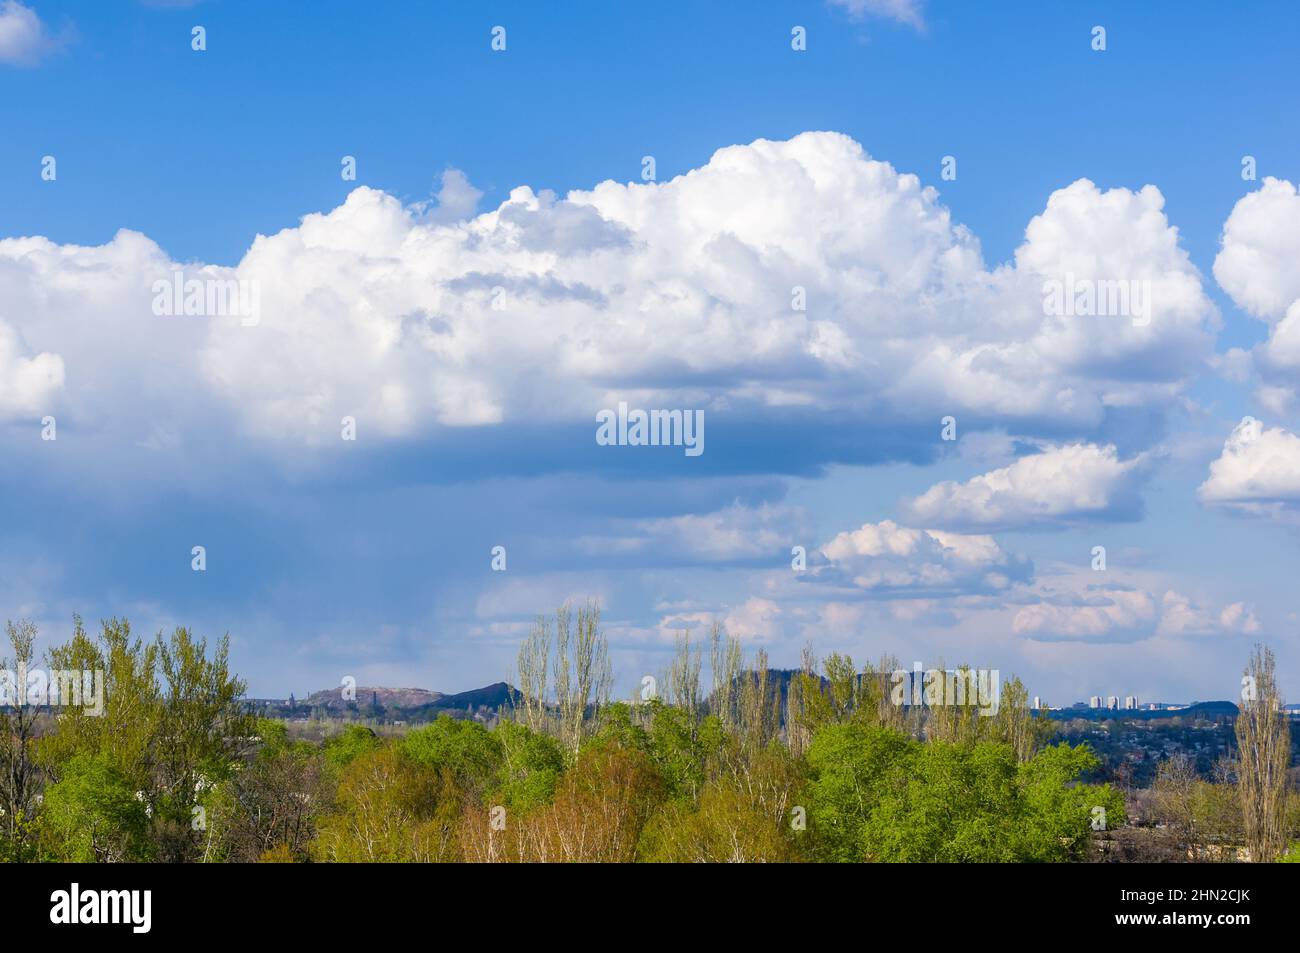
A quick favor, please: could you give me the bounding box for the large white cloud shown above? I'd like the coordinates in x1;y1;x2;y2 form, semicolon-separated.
0;230;211;436
1199;416;1300;516
0;133;1218;458
1213;178;1300;408
1214;177;1300;321
903;442;1148;531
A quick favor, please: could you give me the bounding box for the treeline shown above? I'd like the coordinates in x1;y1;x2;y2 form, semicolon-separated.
1;617;249;863
2;606;1294;862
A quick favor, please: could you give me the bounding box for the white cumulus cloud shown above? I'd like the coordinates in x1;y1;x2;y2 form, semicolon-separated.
1013;584;1257;642
0;133;1219;460
1214;178;1300;409
1215;177;1300;321
1199;416;1300;516
818;519;1029;595
903;442;1149;531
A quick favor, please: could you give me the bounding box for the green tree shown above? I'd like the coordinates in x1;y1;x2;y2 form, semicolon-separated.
491;720;564;813
150;627;254;862
804;722;915;862
640;743;805;862
39;617;160;793
646;702;723;800
313;747;461;862
806;721;1122;862
1015;742;1126;861
401;715;502;801
322;723;381;771
39;753;152;862
205;719;328;862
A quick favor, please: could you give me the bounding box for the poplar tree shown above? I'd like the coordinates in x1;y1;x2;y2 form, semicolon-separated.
1236;644;1290;863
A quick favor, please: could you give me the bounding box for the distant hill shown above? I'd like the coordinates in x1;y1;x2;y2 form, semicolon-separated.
304;686;445;711
1180;700;1240;718
439;682;520;710
291;682;520;715
1046;700;1241;721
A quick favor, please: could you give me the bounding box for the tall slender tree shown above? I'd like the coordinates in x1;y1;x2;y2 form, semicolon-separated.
0;620;40;859
515;614;550;735
1236;644;1291;862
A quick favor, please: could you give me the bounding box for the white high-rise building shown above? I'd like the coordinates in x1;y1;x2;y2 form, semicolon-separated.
1089;695;1103;709
1124;695;1138;710
1106;695;1119;709
1032;696;1042;710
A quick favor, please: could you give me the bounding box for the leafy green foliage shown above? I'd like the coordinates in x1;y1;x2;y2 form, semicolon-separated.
5;610;1214;865
322;724;381;771
401;715;502;799
492;720;564;812
313;748;461;862
806;724;1125;862
39;753;152;862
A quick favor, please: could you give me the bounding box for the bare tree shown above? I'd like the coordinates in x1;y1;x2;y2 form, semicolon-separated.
994;675;1037;761
1153;753;1200;859
708;621;741;733
665;630;702;724
552;601;610;754
785;644;819;758
1236;644;1291;862
862;653;910;733
515;614;550;735
738;648;779;751
514;602;611;752
0;620;40;858
923;660;982;746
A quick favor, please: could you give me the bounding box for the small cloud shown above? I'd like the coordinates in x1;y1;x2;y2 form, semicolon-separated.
1013;586;1156;643
722;597;783;643
1012;582;1255;643
1211;346;1253;384
412;168;484;225
817;519;1031;596
0;319;64;419
0;1;61;66
827;0;925;29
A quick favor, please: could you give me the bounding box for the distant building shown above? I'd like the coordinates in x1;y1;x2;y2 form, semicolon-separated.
1090;695;1103;709
1124;695;1138;710
1106;695;1119;710
1032;696;1042;710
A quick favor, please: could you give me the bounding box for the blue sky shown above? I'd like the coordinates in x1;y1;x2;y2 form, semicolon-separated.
3;0;1300;704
